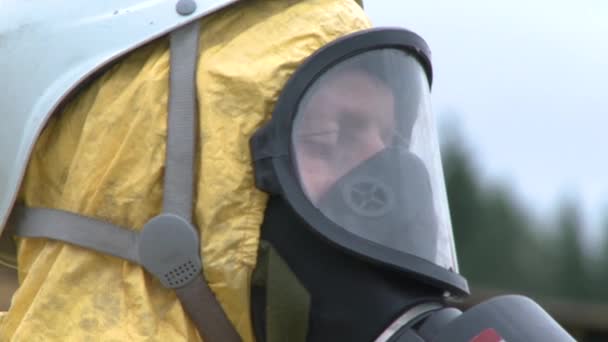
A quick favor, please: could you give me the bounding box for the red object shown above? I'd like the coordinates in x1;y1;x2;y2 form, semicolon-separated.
469;328;506;342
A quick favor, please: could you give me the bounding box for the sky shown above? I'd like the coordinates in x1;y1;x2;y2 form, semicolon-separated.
365;1;608;245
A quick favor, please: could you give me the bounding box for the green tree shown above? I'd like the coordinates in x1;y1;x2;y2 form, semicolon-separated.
592;218;608;301
478;185;536;290
441;124;536;291
554;198;590;300
441;128;486;281
440;118;599;303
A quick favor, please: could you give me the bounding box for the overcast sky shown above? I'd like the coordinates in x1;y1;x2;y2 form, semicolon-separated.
366;1;608;243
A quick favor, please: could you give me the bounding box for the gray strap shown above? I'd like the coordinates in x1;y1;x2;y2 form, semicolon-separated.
9;17;241;342
9;206;241;341
164;20;199;220
166;21;241;342
175;273;242;342
8;206;138;263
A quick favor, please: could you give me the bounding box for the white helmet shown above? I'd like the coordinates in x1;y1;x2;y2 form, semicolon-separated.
0;0;242;266
0;0;239;266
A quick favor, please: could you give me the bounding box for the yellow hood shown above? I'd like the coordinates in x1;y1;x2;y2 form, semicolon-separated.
0;0;370;340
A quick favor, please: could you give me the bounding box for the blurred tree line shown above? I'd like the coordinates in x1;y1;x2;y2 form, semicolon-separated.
441;125;608;303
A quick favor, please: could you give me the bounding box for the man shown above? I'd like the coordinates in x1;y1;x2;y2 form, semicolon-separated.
294;66;397;204
248;37;462;340
290;49;439;258
0;0;370;340
3;1;574;341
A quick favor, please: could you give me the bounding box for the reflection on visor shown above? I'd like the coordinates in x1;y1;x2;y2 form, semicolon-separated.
292;48;445;264
293;68;396;203
316;149;438;263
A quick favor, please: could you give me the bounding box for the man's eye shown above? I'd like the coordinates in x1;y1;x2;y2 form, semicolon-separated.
338;128;358;145
338;116;366;136
300;139;334;159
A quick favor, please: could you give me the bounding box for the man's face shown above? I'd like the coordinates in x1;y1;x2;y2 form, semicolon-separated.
293;69;396;204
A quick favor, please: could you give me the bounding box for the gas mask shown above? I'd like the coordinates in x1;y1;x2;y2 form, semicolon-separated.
250;28;574;342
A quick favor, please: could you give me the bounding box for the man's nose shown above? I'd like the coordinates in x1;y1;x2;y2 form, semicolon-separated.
355;129;386;163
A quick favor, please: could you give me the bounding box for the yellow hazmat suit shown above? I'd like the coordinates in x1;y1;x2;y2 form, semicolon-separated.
0;0;370;340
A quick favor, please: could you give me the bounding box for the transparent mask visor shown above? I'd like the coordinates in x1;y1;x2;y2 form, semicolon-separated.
292;49;458;271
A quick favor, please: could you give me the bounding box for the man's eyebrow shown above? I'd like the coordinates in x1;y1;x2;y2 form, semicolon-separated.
294;129;339;138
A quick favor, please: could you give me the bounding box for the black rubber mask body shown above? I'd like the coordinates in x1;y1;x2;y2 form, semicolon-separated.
313;148;439;263
252;149;445;342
